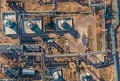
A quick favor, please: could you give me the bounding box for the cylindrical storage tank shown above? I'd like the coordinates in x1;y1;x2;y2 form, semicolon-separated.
27;22;35;29
53;72;59;80
22;69;35;76
4;19;13;27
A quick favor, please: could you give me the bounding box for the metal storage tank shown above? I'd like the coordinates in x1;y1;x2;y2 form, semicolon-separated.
4;19;14;27
53;72;59;80
22;69;35;76
27;22;35;29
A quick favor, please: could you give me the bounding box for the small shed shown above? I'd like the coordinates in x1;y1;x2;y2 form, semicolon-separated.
22;69;35;76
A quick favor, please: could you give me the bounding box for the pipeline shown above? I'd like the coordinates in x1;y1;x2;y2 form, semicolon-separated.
109;0;119;81
45;51;105;58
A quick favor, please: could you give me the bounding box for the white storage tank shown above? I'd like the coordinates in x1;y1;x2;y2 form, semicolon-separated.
53;72;59;80
27;22;35;29
4;19;14;27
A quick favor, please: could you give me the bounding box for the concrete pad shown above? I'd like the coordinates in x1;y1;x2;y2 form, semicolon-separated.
2;12;17;35
22;18;42;34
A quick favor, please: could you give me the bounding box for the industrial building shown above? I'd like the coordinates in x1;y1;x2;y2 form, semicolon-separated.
0;0;119;81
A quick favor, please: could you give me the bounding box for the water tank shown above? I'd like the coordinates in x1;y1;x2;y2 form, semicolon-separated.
53;72;59;80
22;69;35;76
86;73;92;81
86;73;90;76
4;20;13;27
27;22;35;29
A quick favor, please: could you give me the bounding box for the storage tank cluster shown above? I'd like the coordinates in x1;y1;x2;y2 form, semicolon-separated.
52;71;59;80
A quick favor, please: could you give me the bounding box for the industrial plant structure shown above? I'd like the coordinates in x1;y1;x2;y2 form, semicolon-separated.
0;0;120;81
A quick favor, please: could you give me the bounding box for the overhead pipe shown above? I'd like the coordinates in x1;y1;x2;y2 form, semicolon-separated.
45;51;105;58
